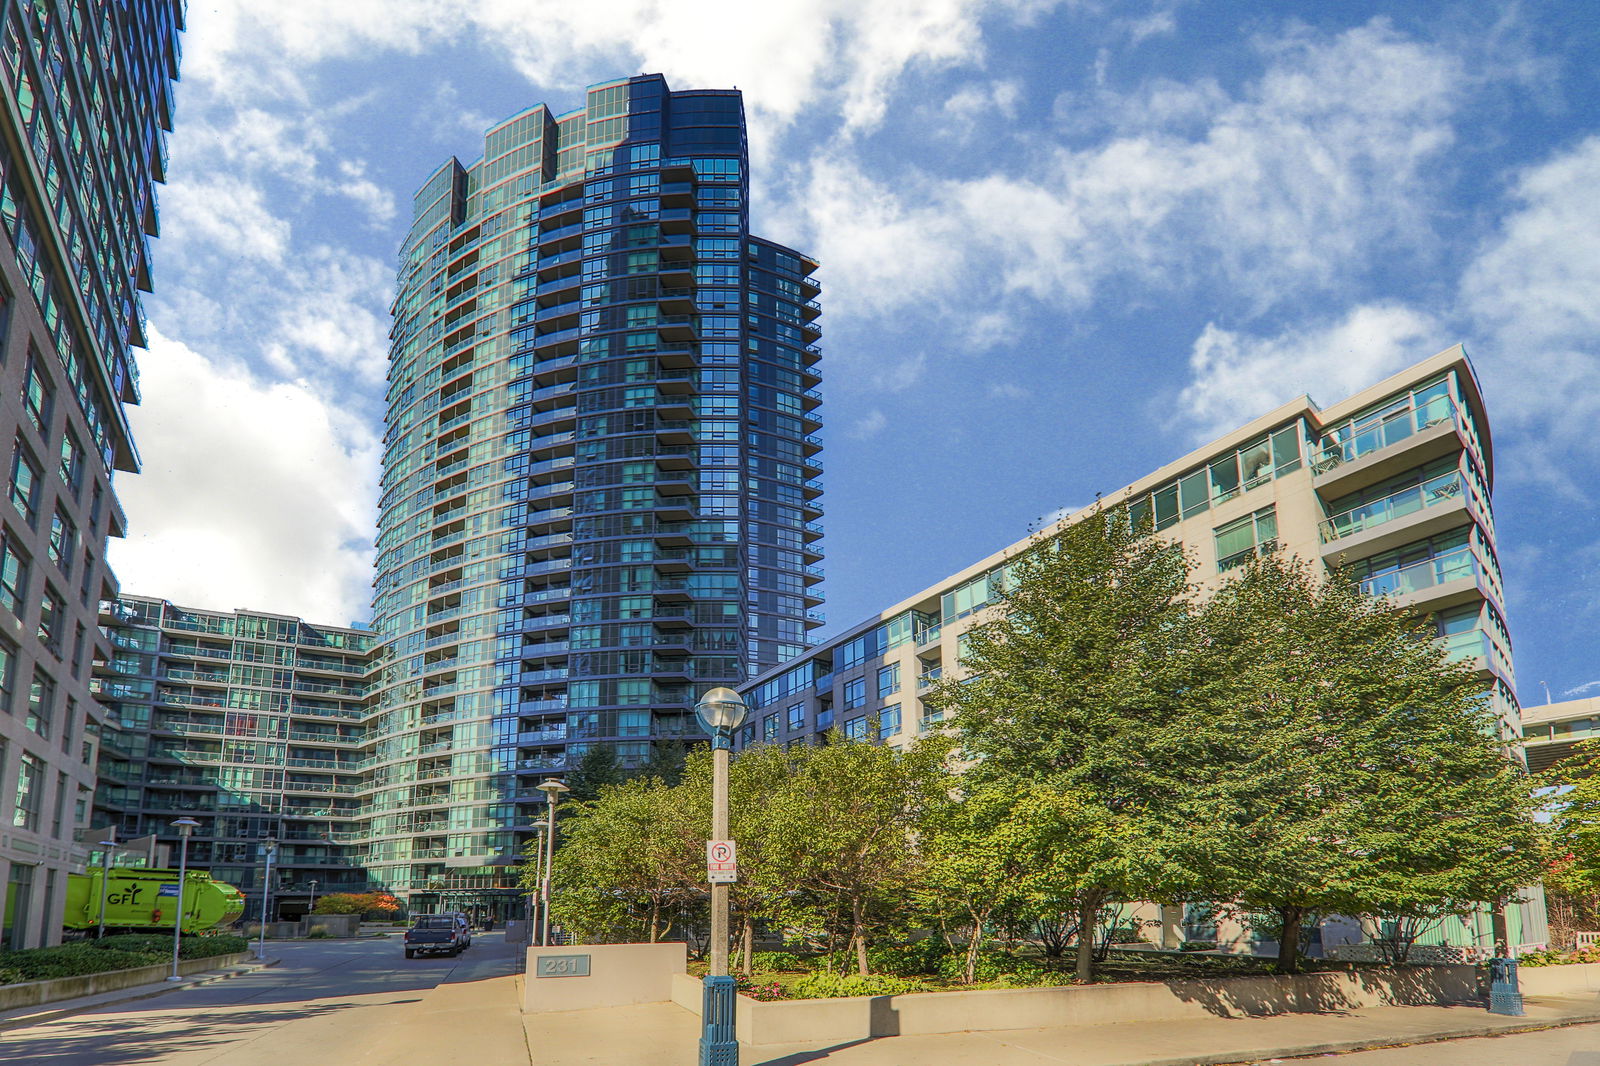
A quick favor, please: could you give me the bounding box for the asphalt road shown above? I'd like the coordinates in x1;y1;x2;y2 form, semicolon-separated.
1247;1022;1600;1064
0;932;527;1066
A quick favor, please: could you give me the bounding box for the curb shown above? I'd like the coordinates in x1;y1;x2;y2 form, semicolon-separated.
0;956;282;1031
1185;1012;1600;1066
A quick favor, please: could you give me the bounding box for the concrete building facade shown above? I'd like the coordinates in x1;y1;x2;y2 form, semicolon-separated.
739;345;1540;952
0;1;182;947
1522;695;1600;773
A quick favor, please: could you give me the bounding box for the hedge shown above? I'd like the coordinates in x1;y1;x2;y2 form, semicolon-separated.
0;934;251;985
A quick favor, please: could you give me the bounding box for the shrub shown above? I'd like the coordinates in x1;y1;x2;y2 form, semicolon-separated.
0;944;162;983
790;973;926;999
1520;945;1600;968
750;951;813;972
307;929;330;939
736;977;788;1001
311;892;402;920
934;951;1053;985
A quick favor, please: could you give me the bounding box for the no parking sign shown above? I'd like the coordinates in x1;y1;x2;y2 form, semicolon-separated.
706;839;737;883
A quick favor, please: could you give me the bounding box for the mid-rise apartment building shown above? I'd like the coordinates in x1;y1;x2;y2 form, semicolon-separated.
365;75;822;914
1522;696;1600;773
739;345;1540;952
92;596;374;919
0;1;183;948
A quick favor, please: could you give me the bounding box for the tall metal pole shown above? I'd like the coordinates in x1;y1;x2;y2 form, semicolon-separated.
96;835;118;940
709;740;730;978
256;838;277;961
309;880;319;914
536;780;569;948
168;818;198;981
542;796;556;947
527;826;545;946
695;687;746;1066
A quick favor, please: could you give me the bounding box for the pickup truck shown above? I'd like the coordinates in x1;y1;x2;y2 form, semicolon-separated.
404;915;464;958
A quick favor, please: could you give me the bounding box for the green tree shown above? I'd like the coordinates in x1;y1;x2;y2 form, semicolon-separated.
1192;554;1544;971
759;733;953;975
636;739;690;787
1539;739;1600;948
931;504;1205;981
538;777;702;943
566;743;626;803
916;783;1119;983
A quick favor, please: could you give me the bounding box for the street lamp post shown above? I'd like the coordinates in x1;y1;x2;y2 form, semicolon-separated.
525;825;546;945
535;780;569;947
695;687;748;1066
167;817;201;981
256;837;278;961
308;879;319;915
95;837;120;940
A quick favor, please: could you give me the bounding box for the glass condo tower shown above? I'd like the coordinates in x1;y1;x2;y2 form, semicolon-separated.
365;75;822;911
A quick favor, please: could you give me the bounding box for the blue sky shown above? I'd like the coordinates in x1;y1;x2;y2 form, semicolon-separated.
108;1;1600;702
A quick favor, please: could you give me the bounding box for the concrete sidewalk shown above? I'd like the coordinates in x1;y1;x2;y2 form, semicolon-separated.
0;955;281;1031
524;994;1600;1066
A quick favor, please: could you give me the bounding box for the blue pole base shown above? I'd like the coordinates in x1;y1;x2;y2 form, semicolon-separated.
1487;958;1525;1017
699;974;739;1066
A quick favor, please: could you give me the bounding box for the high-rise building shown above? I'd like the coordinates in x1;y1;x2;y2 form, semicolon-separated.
1521;695;1600;773
366;75;823;912
93;596;375;920
739;346;1542;953
0;1;183;947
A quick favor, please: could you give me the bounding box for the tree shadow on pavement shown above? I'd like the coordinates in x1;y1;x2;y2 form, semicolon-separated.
750;1038;876;1065
0;1003;361;1065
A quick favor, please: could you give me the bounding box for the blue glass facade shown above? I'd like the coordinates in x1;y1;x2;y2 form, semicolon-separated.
367;76;822;905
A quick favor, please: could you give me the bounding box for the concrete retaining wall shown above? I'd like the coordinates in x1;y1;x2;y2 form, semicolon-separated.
303;914;360;938
1519;961;1600;996
524;942;686;1012
671;966;1481;1047
0;951;254;1012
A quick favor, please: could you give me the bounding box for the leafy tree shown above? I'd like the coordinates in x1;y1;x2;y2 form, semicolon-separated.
1191;554;1544;971
311;891;402;919
538;777;702;942
916;783;1119;983
930;504;1206;981
636;739;690;787
566;743;627;803
1539;738;1600;948
758;734;953;975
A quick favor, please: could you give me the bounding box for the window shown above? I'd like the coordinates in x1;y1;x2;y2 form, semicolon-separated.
0;531;27;616
763;713;778;741
0;637;13;712
9;440;41;526
877;663;900;700
1215;507;1279;571
25;668;52;737
786;703;804;731
13;753;41;828
843;677;865;709
47;507;74;573
58;432;82;495
878;705;902;740
22;352;52;436
37;586;62;652
844;715;867;741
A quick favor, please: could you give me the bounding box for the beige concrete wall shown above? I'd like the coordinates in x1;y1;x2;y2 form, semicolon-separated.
675;966;1480;1047
1518;961;1600;996
523;942;686;1012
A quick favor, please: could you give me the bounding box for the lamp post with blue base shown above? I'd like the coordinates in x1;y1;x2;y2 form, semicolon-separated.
695;687;748;1066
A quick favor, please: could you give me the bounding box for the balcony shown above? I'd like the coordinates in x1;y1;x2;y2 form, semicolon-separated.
1312;396;1479;496
1318;469;1482;562
1356;547;1491;613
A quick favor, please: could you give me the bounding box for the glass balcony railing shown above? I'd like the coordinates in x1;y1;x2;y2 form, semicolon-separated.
1319;470;1466;543
1442;629;1490;664
1357;547;1478;599
1313;395;1461;472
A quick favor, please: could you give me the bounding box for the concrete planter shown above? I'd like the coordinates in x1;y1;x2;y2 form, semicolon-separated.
1518;960;1600;996
524;943;687;1012
670;965;1482;1047
0;951;255;1012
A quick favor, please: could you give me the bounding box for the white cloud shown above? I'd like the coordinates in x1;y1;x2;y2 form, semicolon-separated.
1458;136;1600;464
1564;680;1600;698
786;19;1465;330
161;176;291;265
1176;305;1444;439
108;329;379;626
850;409;889;439
987;382;1028;400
